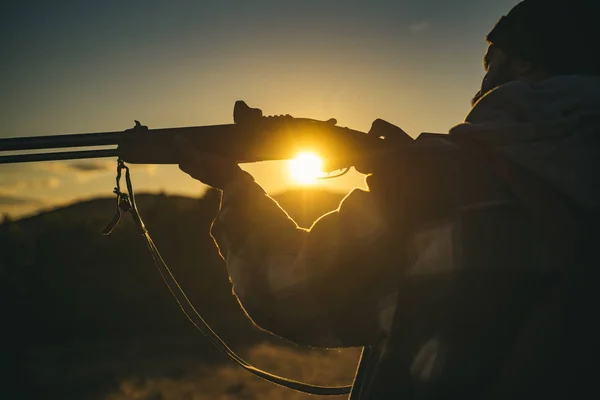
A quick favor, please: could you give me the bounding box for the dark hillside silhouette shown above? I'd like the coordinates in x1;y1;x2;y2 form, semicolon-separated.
0;189;359;399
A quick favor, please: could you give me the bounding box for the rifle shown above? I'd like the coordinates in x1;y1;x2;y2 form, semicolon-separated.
0;100;409;168
0;100;412;397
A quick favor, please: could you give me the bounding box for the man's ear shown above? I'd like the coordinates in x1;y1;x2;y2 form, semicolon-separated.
511;56;553;81
511;56;535;76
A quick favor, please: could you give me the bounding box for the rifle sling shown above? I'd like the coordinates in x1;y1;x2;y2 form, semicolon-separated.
105;159;353;396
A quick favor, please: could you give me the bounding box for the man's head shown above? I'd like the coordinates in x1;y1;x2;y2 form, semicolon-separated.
472;0;600;106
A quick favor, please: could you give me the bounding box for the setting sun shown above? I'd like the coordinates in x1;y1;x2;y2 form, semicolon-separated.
287;152;325;185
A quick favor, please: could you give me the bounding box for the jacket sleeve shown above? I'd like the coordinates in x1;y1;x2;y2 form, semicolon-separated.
210;172;401;348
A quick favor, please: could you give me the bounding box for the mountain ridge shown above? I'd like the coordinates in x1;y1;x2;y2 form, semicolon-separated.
1;188;353;398
1;188;346;344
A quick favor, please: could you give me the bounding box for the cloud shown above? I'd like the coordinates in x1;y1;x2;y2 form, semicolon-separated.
0;195;42;205
28;177;60;190
409;20;431;34
132;164;158;176
68;161;115;172
0;177;61;193
46;177;61;189
38;160;115;174
35;160;115;183
36;160;157;180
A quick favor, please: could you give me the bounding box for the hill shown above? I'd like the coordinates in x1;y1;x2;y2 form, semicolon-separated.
0;189;360;399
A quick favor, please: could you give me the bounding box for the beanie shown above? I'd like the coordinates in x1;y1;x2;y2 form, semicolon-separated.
486;0;600;75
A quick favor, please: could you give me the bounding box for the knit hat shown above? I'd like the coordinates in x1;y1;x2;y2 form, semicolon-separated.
486;0;600;75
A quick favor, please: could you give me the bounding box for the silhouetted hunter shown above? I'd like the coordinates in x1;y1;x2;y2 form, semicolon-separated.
179;1;600;398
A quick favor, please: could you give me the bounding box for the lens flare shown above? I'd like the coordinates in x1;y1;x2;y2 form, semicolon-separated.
287;152;324;185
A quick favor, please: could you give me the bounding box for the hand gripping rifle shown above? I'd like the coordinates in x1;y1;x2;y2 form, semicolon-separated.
0;101;411;396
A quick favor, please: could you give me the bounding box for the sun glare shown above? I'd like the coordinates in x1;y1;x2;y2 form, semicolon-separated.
287;152;325;185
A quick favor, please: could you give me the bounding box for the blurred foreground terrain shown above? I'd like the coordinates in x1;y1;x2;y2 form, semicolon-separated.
0;189;361;399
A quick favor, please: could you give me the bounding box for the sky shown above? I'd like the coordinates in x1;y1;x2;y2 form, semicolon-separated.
0;0;519;218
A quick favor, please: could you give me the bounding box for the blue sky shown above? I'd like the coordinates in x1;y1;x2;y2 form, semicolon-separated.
0;0;519;217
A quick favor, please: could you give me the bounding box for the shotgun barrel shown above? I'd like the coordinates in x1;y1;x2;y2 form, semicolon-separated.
0;149;119;164
0;130;123;152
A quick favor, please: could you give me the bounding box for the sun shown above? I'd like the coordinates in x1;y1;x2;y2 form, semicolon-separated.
287;152;325;185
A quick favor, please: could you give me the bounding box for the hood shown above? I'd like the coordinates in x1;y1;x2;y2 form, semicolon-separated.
450;75;600;213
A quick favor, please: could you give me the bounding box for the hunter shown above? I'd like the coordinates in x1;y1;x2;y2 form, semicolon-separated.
179;0;599;398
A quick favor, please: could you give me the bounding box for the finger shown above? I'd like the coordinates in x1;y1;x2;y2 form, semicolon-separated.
178;153;221;179
178;158;210;175
179;162;210;183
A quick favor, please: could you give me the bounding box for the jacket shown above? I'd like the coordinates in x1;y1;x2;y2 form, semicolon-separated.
210;75;600;398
